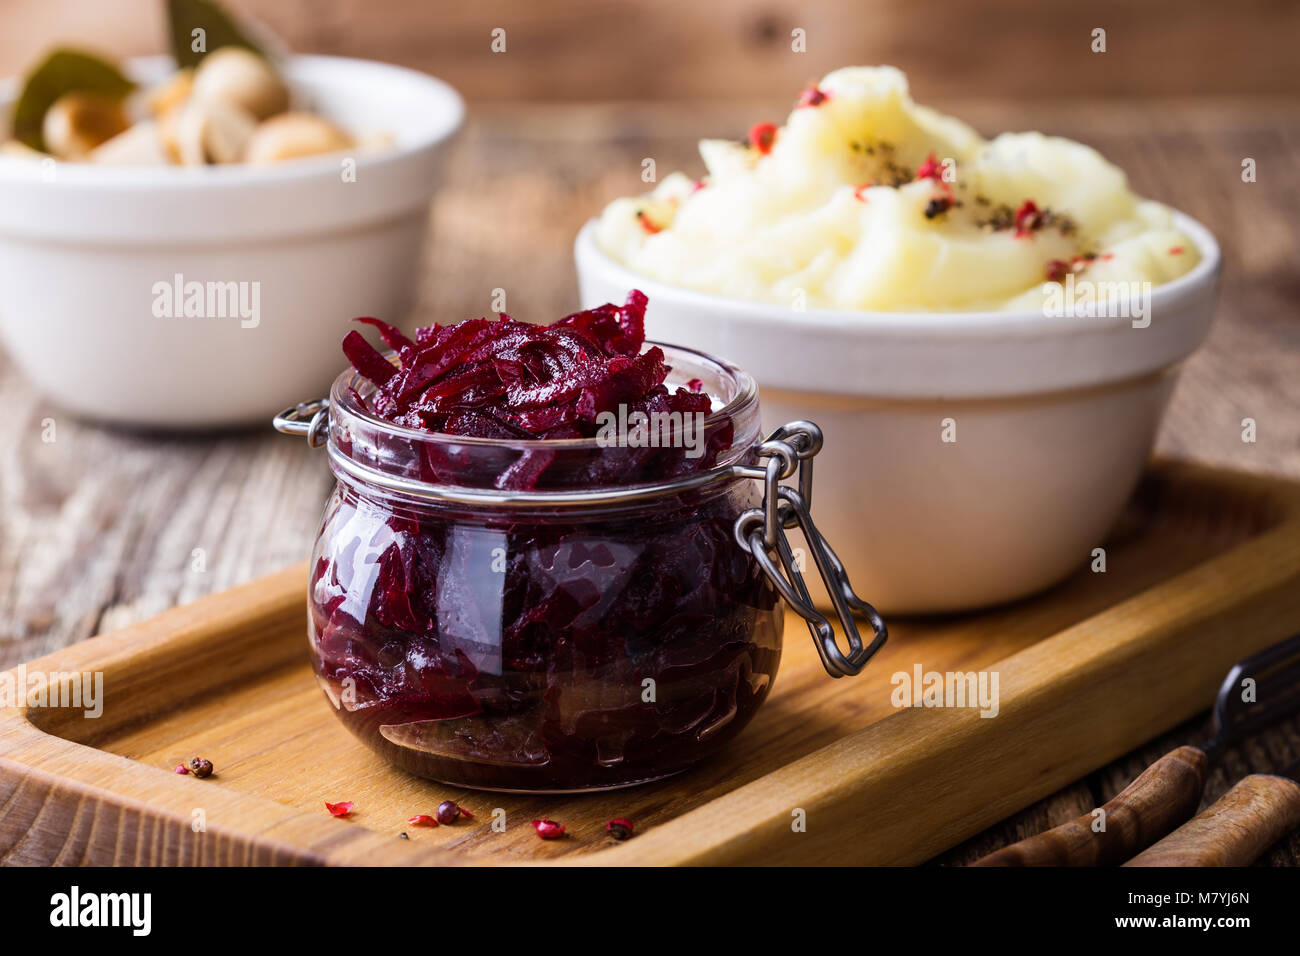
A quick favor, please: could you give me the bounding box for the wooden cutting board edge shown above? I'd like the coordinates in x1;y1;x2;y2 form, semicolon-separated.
0;566;456;867
606;464;1300;865
2;460;1299;867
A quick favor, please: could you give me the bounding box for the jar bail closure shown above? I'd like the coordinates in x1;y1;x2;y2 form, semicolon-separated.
732;421;887;678
274;403;886;679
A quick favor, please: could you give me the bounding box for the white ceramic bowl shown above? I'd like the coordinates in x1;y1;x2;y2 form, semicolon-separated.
0;55;463;427
576;214;1222;613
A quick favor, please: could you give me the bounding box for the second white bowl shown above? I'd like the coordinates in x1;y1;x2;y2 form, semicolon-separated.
575;214;1222;613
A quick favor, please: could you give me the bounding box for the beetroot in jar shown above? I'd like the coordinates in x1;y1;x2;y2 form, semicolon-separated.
279;292;883;792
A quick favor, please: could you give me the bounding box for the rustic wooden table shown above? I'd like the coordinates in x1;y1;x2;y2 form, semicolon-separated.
1;98;1297;865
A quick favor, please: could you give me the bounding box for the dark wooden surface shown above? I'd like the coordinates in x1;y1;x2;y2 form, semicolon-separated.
1;97;1298;865
6;0;1300;101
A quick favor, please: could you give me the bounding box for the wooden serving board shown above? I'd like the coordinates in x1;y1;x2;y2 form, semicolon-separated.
3;460;1300;867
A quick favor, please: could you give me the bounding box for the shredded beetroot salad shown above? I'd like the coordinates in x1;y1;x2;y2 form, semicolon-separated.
339;291;731;489
341;292;725;487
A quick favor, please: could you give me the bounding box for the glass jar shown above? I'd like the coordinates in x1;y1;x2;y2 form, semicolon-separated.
276;343;885;792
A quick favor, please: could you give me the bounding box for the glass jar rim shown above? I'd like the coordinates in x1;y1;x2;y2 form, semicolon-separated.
324;340;765;506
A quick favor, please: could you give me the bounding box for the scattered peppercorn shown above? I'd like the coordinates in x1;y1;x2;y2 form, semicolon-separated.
981;199;1076;238
748;122;777;155
1045;259;1070;283
605;818;635;841
1169;246;1184;255
850;140;912;186
188;757;214;778
408;814;439;827
882;166;912;187
914;152;943;182
532;819;567;840
325;800;355;817
797;86;828;108
976;203;1015;231
173;764;190;775
1014;200;1043;237
436;800;461;825
924;196;953;219
398;832;410;840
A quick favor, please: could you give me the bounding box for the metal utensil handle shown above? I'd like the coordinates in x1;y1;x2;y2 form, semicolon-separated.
1123;773;1300;867
971;745;1210;866
734;421;887;678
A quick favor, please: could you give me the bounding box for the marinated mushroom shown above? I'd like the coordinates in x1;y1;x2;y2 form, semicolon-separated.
6;32;381;167
244;112;352;164
190;47;289;121
174;98;259;164
41;92;129;160
146;68;194;117
89;120;171;164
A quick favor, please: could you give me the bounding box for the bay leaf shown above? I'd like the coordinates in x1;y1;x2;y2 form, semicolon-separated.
167;0;265;69
11;48;135;151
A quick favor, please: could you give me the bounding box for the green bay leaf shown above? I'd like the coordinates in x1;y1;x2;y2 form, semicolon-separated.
167;0;265;69
11;48;136;151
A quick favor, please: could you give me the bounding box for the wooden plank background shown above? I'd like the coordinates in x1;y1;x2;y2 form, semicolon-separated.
1;0;1298;865
3;0;1300;100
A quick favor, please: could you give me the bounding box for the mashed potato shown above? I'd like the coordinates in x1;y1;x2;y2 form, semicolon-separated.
595;67;1199;312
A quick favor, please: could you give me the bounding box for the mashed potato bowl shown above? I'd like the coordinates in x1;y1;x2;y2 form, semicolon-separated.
575;213;1221;613
0;55;463;427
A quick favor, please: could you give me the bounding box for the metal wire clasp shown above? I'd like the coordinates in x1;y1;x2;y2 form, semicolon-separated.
272;398;331;448
734;422;887;678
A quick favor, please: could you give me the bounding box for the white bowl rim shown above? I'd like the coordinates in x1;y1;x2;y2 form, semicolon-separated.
0;53;464;189
575;209;1222;337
